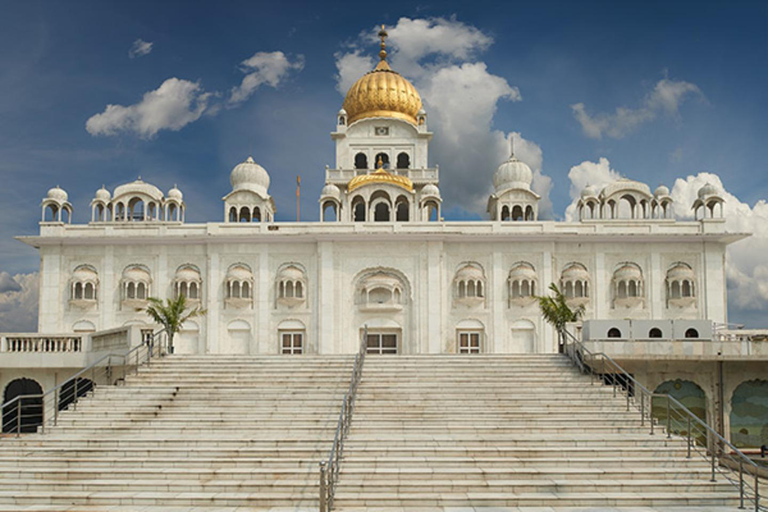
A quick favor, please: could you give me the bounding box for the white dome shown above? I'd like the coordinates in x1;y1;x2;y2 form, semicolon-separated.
122;265;151;283
509;262;536;281
279;266;305;282
698;182;718;199
320;183;342;201
47;186;68;202
654;184;670;198
667;262;695;281
493;156;532;192
175;265;201;283
421;183;441;198
72;265;98;283
230;156;270;197
614;263;642;281
562;263;589;282
338;108;347;116
94;186;110;201
167;185;183;201
113;178;164;201
580;185;599;199
602;178;652;199
417;108;426;116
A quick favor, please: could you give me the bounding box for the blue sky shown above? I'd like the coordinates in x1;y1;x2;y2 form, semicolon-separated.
0;0;766;328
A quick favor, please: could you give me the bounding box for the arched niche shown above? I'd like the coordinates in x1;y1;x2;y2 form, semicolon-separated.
730;380;768;448
652;379;707;445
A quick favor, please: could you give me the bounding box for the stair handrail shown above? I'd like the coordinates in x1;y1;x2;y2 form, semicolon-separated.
562;327;764;511
1;328;168;437
319;325;367;512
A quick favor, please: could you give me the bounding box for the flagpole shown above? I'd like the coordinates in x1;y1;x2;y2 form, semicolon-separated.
296;175;301;222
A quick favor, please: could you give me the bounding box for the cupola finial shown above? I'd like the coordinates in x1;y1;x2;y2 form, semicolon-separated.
378;24;388;61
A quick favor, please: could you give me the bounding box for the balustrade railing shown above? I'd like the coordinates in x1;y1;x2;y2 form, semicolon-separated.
319;326;367;512
1;329;167;437
562;328;764;511
4;335;83;353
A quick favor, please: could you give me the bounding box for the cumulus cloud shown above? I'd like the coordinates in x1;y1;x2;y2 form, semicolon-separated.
335;50;374;95
128;39;153;59
0;272;21;293
229;51;304;105
0;272;38;332
335;17;549;216
572;78;704;139
86;78;213;138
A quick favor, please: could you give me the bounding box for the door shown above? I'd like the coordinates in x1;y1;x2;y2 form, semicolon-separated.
366;332;398;354
458;330;481;354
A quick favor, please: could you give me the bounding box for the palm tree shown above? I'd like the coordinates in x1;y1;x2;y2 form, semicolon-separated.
537;283;585;353
141;295;206;354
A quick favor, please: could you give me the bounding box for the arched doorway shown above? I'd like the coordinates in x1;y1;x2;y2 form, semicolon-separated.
730;379;768;448
510;319;536;353
652;379;707;445
2;378;43;433
58;378;94;411
224;320;251;355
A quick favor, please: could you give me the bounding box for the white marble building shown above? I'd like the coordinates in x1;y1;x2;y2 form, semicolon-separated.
22;39;744;358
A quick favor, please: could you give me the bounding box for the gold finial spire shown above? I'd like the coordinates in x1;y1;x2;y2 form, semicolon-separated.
378;24;388;61
376;155;384;169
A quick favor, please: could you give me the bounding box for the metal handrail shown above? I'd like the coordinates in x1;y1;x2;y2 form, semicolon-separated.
319;326;368;512
562;328;764;511
1;328;168;437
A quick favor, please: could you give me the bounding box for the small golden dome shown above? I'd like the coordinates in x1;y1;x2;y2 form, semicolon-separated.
348;156;413;193
342;26;423;126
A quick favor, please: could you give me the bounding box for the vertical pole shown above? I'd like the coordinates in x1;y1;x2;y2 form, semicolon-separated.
640;393;645;427
739;459;744;509
626;387;630;411
319;461;327;512
754;471;758;512
135;349;139;375
711;443;716;482
687;416;692;458
54;388;59;426
73;378;78;411
649;394;654;435
667;395;671;438
40;395;45;434
16;400;21;438
296;175;301;222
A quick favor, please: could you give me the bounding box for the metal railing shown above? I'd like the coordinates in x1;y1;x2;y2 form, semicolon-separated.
1;329;167;437
319;326;368;512
562;328;764;511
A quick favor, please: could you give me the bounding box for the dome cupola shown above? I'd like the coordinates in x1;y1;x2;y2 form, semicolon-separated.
493;151;533;192
341;25;423;126
47;186;68;202
230;156;270;197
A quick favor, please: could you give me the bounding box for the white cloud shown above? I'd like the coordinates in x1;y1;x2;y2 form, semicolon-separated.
572;78;703;139
128;39;153;59
86;78;212;138
229;51;304;105
334;17;551;217
335;50;374;95
0;272;38;332
0;272;21;293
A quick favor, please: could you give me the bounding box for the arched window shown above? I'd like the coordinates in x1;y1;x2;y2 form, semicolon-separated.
374;202;390;222
396;200;409;221
525;205;534;221
354;153;368;169
396;152;410;169
58;378;94;411
425;200;439;221
682;280;692;297
239;206;250;222
253;207;261;222
276;265;307;307
322;201;337;222
375;152;389;169
607;327;622;338
352;197;366;222
501;205;510;221
685;328;699;339
229;207;237;222
649;328;662;338
512;205;523;221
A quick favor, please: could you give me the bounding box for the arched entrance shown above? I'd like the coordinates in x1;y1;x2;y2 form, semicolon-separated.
730;379;768;448
652;379;707;445
2;378;43;433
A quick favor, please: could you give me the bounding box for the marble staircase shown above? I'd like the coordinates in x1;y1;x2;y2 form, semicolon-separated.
0;355;351;509
333;354;739;508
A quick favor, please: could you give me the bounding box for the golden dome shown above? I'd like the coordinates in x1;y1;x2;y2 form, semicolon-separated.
348;156;413;193
342;26;422;126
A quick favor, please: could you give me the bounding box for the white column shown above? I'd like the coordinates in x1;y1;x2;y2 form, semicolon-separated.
206;252;220;354
39;250;62;332
427;241;443;353
650;250;663;318
317;241;335;354
541;249;553;353
492;250;505;353
258;248;270;354
594;251;606;319
703;242;727;323
100;246;114;329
